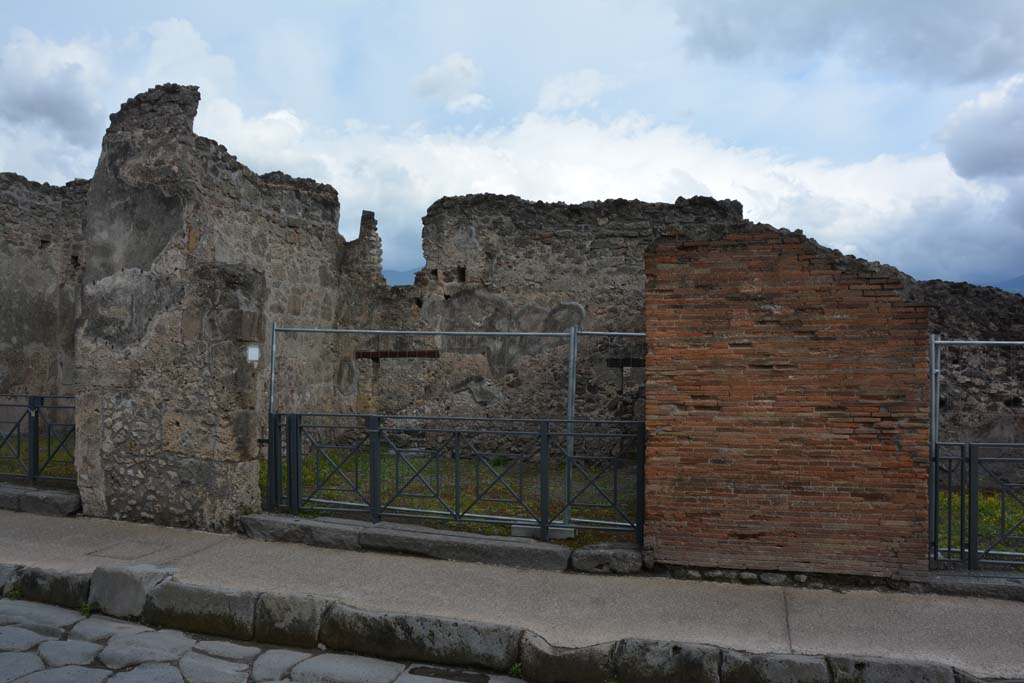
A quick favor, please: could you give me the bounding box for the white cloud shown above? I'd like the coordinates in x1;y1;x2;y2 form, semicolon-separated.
537;69;616;112
133;18;236;99
0;28;109;147
673;0;1024;84
944;74;1024;179
414;53;489;113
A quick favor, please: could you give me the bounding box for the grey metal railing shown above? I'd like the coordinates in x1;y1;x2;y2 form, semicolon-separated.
264;412;645;543
0;394;76;483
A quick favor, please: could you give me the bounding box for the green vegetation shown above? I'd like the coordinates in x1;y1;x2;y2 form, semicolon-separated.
936;488;1024;567
79;602;92;617
508;662;523;678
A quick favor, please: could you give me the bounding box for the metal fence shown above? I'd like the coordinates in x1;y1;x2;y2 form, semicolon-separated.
0;395;76;484
264;325;646;541
929;337;1024;570
264;413;644;541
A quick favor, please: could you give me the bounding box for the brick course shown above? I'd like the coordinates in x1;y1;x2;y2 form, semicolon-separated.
644;227;930;579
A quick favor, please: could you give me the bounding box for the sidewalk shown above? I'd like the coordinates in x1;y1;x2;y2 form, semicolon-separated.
1;510;1022;680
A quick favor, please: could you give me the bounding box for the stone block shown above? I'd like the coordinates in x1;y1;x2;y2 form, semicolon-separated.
89;564;175;619
570;543;643;574
12;566;90;609
320;601;522;672
252;649;312;682
721;649;829;683
358;522;570;571
0;652;44;682
612;639;720;683
98;629;196;669
291;653;406;683
179;651;249;683
827;655;956;683
0;600;84;636
69;616;151;643
107;663;184;683
0;625;53;652
17;488;81;516
195;639;261;661
142;580;257;640
37;639;102;667
240;514;307;543
520;631;614;682
0;564;20;595
13;665;112;683
0;484;30;511
254;592;328;648
304;517;369;550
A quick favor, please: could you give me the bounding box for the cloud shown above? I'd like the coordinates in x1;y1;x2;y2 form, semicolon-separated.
944;74;1024;179
0;28;108;147
537;69;616;112
414;53;489;113
672;0;1024;83
133;18;236;99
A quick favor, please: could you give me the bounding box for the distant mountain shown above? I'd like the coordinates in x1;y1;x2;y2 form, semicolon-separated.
382;269;419;286
995;274;1024;294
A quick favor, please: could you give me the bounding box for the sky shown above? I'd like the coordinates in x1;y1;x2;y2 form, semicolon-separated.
1;1;1022;285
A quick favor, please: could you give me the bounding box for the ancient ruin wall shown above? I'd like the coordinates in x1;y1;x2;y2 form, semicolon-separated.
644;227;931;579
74;85;352;529
0;174;86;396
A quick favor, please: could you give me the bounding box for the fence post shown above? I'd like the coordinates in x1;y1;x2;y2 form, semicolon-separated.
265;412;281;511
285;414;302;515
968;442;979;571
454;430;462;521
539;421;550;542
928;334;938;561
27;396;42;482
636;422;646;547
368;415;382;523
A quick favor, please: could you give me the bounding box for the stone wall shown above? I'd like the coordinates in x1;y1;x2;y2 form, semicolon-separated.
0;173;87;396
74;85;349;529
644;226;931;579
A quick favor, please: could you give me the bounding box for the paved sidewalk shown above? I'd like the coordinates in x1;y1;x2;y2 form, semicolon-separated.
1;511;1022;679
0;599;520;682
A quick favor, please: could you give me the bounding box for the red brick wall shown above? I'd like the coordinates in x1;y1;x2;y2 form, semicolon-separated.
644;228;930;579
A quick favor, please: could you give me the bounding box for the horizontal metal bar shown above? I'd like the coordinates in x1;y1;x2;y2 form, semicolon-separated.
933;340;1024;347
936;442;1024;448
577;331;646;338
290;412;643;425
275;327;571;338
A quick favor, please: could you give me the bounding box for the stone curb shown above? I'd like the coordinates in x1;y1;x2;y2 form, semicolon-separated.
0;483;81;516
241;513;647;574
0;562;993;683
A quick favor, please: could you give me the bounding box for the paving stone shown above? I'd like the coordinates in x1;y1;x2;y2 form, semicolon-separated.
17;488;82;517
253;648;313;681
69;615;152;643
0;484;32;512
10;665;111;683
37;639;102;666
0;601;81;636
520;631;614;682
254;592;328;648
721;649;829;683
90;564;175;619
179;651;249;683
827;655;956;683
98;629;196;669
142;580;256;640
106;663;184;683
320;601;522;672
0;651;44;683
570;543;643;575
396;665;501;682
0;625;53;651
12;567;91;610
195;638;261;661
612;639;720;683
358;522;570;571
291;653;406;683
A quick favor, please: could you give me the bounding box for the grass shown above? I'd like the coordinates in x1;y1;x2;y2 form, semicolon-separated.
0;430;77;480
259;431;641;547
935;488;1024;567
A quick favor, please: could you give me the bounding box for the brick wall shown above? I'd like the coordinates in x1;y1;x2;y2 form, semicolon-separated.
644;227;930;579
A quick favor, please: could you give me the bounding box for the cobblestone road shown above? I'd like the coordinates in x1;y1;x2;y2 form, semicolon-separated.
0;599;523;683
